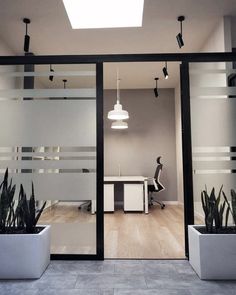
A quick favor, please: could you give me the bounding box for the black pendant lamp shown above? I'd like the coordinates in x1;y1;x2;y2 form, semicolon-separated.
23;18;31;53
176;16;185;49
154;77;159;98
49;64;54;82
63;79;67;99
162;61;169;79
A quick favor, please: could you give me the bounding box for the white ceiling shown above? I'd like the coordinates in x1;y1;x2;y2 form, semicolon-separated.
0;0;236;89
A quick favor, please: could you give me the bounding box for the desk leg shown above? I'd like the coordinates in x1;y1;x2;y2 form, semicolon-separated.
91;200;96;214
144;180;148;214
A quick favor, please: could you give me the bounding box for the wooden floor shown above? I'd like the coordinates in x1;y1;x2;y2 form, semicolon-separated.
105;205;185;259
39;203;185;258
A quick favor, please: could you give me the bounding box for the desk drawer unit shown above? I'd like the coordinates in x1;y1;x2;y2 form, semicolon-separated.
124;184;144;212
104;184;114;212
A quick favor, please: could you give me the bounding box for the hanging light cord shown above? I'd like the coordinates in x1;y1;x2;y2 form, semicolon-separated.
116;69;121;104
117;78;121;104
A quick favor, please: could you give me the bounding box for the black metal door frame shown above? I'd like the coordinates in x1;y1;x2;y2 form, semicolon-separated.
1;52;236;260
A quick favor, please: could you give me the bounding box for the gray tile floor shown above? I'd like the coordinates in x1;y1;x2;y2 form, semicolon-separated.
0;260;236;295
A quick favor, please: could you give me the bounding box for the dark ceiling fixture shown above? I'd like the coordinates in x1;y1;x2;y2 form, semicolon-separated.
176;16;185;49
49;64;54;82
153;77;159;98
63;79;67;99
162;61;169;79
23;18;31;53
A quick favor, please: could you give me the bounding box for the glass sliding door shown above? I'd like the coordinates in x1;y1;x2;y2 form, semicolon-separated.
0;62;101;257
188;60;236;224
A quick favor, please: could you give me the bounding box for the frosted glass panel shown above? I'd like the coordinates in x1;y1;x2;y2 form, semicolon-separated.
0;100;96;146
0;63;97;255
189;62;236;224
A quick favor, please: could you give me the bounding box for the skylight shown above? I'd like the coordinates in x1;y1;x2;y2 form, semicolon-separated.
62;0;144;29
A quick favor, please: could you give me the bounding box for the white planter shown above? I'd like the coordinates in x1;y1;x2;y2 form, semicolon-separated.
0;225;51;279
188;225;236;280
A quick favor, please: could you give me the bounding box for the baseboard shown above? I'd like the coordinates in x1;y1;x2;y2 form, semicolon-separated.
161;201;179;205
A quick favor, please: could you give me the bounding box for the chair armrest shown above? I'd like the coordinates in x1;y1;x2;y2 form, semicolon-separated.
146;177;158;190
152;178;158;190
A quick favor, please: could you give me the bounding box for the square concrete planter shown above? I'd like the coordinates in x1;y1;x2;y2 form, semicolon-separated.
0;225;51;279
188;225;236;280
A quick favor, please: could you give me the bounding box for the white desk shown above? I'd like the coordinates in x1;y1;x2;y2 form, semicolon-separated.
91;176;149;214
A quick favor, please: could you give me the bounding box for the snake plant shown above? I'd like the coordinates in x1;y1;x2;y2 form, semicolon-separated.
201;186;229;233
0;169;46;234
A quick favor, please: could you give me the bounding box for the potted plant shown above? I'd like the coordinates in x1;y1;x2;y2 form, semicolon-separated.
188;186;236;280
0;169;51;279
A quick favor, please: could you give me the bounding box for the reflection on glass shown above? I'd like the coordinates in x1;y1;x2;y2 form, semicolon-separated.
190;62;236;225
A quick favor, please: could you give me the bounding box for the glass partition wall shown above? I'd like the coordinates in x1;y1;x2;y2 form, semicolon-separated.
0;62;103;258
189;61;236;224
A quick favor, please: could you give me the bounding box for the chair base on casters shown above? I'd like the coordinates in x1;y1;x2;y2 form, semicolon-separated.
78;201;91;212
149;195;165;209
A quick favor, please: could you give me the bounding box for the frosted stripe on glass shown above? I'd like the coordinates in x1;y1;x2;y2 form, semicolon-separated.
0;152;96;158
0;71;96;77
9;173;96;201
0;101;96;146
193;146;231;153
193;156;232;161
191;96;230;99
0;89;96;99
190;69;236;74
0;160;96;169
191;87;236;96
194;170;233;174
193;161;236;170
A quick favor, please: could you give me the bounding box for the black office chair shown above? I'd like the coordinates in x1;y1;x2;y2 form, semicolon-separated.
148;156;166;209
78;169;91;212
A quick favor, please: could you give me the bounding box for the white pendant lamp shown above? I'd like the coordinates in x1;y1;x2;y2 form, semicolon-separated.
111;120;128;129
108;72;129;120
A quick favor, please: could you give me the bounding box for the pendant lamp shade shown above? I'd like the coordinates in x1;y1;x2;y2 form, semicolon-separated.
108;102;129;120
108;72;129;121
111;120;128;129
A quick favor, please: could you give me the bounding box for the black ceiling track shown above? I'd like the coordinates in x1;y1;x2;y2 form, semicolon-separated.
0;52;236;65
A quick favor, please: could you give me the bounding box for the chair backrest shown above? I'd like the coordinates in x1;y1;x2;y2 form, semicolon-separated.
153;157;165;192
154;164;163;182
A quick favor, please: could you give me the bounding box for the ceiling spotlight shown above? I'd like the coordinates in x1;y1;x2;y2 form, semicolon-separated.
154;77;159;98
23;18;31;53
49;64;54;82
176;16;185;49
162;62;169;79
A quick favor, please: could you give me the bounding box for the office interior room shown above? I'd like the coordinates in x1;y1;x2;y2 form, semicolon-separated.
0;0;236;263
103;61;185;259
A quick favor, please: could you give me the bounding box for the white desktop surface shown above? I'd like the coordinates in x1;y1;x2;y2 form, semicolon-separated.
104;176;146;182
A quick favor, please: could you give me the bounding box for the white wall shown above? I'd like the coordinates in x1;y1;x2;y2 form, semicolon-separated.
201;17;231;53
0;37;17;90
231;17;236;48
104;88;177;202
